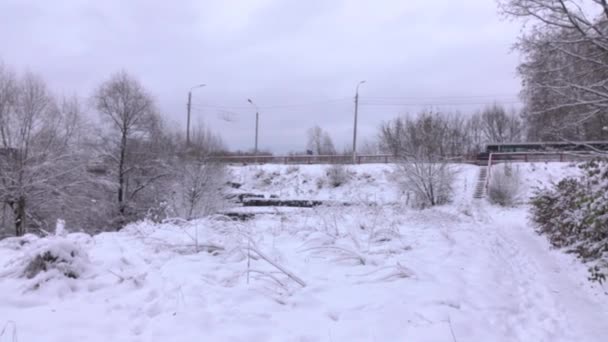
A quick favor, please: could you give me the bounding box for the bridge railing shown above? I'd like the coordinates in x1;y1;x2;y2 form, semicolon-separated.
488;152;597;164
208;152;602;166
208;154;402;165
485;151;600;190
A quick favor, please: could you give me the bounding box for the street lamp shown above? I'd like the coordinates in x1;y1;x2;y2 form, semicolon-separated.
352;80;366;163
247;98;260;155
186;83;206;146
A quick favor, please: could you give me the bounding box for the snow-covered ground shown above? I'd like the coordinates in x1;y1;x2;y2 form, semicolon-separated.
228;163;479;205
1;162;607;341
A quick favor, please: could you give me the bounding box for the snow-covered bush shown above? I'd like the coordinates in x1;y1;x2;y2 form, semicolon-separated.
172;160;227;220
315;177;324;189
530;158;608;283
397;161;455;208
10;234;90;289
488;163;522;206
326;164;348;187
305;205;408;267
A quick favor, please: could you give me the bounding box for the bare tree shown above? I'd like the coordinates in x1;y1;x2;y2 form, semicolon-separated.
359;138;381;154
0;64;84;236
306;125;336;155
500;0;608;140
380;111;470;157
478;104;522;143
93;71;164;222
379;116;407;156
380;111;457;207
444;113;471;156
466;113;486;154
187;120;226;158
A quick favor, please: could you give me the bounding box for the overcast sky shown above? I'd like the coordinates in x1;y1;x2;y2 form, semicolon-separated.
0;0;523;153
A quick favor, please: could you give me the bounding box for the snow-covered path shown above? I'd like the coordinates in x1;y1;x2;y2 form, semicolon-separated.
417;201;608;342
478;206;608;341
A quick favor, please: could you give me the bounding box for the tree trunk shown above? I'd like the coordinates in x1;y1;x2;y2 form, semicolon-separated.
14;196;26;236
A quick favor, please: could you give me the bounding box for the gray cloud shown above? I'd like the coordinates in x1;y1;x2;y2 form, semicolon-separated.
0;0;522;153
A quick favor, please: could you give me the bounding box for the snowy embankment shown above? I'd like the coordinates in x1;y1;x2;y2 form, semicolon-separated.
1;162;608;341
227;163;479;205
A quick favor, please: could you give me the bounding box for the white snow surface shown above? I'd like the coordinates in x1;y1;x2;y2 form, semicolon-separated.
228;163;479;205
1;162;608;341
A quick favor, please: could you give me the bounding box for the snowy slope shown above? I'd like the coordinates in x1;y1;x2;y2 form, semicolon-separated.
489;161;582;199
1;162;606;342
228;163;480;205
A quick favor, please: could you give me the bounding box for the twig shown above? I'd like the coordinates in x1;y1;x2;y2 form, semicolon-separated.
247;238;251;284
248;244;307;287
351;263;413;283
448;316;458;342
1;320;18;342
301;245;367;265
161;217;189;225
247;269;288;289
107;269;125;282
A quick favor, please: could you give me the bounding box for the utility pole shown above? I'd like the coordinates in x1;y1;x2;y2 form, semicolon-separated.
247;98;259;155
186;84;206;147
186;91;192;146
255;111;259;155
352;80;366;164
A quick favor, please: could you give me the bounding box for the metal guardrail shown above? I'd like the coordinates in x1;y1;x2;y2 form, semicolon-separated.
488;152;596;164
208;152;600;166
485;152;597;190
208;154;402;165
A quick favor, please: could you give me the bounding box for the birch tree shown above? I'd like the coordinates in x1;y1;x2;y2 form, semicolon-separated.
0;64;84;236
500;0;608;140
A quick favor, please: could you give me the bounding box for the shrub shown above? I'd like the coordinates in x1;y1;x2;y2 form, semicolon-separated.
22;237;90;282
488;163;522;206
326;164;348;187
530;158;608;283
316;177;324;189
397;161;455;208
172;161;227;220
286;165;300;174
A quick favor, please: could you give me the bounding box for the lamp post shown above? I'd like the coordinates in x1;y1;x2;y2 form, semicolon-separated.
247;98;259;155
186;83;206;146
352;80;366;163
